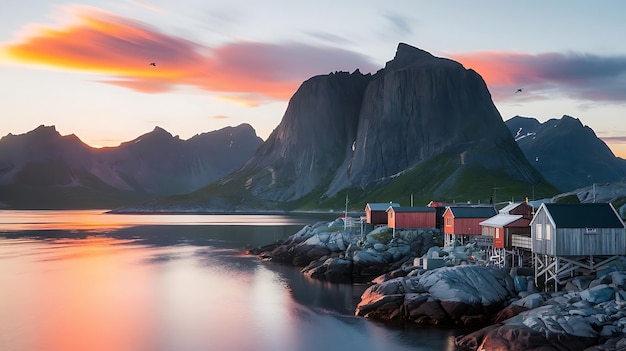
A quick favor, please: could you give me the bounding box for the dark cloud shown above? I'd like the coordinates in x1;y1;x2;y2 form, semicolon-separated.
384;13;414;35
305;31;353;45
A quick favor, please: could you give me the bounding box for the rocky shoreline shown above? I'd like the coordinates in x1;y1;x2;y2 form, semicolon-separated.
249;218;441;283
250;219;626;351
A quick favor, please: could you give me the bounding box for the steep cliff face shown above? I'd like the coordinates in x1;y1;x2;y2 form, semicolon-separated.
326;43;531;195
506;115;626;191
213;43;548;208
232;70;371;201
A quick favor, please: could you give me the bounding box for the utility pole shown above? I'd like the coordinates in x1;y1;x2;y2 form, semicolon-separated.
492;187;504;205
344;193;349;231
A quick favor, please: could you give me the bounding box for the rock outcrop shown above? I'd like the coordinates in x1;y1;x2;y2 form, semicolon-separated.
355;265;518;327
250;218;441;283
456;270;626;351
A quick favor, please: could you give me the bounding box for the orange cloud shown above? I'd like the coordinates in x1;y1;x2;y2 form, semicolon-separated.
452;51;529;86
3;10;201;79
1;7;376;105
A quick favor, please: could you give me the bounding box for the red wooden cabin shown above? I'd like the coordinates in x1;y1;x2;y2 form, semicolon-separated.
387;206;436;229
443;206;497;246
480;215;531;249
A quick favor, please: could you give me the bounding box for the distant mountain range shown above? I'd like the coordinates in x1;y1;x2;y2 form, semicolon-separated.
3;43;624;212
505;115;626;192
0;124;262;209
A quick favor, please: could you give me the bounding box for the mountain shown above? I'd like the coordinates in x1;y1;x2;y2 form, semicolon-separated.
506;115;626;192
0;124;262;209
140;43;556;212
102;125;263;196
228;70;371;202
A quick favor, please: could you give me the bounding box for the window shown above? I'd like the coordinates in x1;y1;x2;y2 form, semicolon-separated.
446;217;451;226
495;228;500;239
585;228;598;234
536;223;543;240
545;225;551;240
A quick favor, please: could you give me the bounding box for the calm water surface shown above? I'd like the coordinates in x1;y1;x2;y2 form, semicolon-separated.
0;210;460;351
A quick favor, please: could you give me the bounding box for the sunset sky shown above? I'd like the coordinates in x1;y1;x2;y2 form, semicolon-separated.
2;1;626;157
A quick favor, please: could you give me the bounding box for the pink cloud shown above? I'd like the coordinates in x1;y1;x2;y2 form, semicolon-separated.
451;51;626;103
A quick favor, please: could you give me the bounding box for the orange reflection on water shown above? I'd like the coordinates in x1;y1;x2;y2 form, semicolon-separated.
0;236;159;351
0;210;135;231
0;234;301;351
0;210;315;231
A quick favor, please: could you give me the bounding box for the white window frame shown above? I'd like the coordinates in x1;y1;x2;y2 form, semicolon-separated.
536;223;543;240
545;225;551;240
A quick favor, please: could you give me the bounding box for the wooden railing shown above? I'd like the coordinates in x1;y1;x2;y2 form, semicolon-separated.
512;234;531;249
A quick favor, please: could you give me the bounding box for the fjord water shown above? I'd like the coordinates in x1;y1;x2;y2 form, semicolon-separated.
0;210;459;351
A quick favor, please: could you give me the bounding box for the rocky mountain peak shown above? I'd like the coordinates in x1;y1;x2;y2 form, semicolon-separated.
384;43;456;71
558;115;583;128
148;126;175;139
28;124;61;139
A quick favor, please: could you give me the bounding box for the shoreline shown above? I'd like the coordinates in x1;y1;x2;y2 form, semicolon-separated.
251;219;626;351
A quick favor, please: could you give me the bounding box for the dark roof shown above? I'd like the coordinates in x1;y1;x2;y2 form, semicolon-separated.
388;206;436;213
544;203;624;228
366;203;399;211
448;206;497;218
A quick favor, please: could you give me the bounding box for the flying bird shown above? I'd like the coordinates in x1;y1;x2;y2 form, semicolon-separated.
516;88;523;93
149;62;156;67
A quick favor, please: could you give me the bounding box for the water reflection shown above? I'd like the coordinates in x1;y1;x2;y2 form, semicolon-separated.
0;212;461;351
0;210;334;231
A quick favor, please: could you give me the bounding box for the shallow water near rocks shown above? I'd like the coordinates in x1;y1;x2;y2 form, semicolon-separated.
0;210;463;351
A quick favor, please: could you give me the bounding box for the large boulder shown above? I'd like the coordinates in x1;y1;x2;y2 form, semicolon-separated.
355;266;517;327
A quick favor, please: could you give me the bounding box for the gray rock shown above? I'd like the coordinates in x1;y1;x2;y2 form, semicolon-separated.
513;293;545;310
580;284;615;304
373;243;387;251
566;275;596;292
610;271;626;289
324;258;352;282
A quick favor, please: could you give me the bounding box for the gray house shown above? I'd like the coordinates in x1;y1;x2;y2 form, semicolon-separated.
531;203;625;256
531;203;626;291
